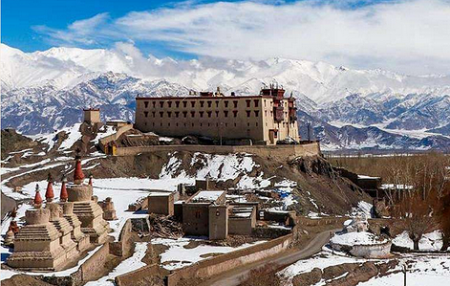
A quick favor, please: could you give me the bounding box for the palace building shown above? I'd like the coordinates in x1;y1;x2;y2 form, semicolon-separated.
134;85;300;145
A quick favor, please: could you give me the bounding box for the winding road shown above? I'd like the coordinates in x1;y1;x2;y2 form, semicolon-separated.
202;229;338;286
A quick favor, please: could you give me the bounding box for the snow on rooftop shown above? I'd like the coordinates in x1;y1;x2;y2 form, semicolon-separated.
191;190;225;203
148;192;173;197
357;175;380;180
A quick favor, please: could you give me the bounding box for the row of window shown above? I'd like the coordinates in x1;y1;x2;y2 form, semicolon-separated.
143;110;262;118
142;99;266;109
144;122;260;128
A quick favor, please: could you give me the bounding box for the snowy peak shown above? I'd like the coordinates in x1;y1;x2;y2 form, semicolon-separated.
2;43;450;103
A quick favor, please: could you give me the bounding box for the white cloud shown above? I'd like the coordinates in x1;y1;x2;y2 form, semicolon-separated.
34;13;110;45
34;0;450;75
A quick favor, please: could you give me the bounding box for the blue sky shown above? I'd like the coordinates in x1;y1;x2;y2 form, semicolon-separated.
2;0;188;56
2;0;450;74
2;0;391;55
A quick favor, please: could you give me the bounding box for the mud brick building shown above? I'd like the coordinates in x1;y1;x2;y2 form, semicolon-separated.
182;191;228;239
134;85;300;145
148;192;175;216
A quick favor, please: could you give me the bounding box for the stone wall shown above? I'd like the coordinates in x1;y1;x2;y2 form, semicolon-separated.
148;194;174;216
228;217;253;235
114;142;320;159
98;124;134;152
110;219;133;257
115;264;167;286
70;243;110;284
166;234;292;286
349;242;392;258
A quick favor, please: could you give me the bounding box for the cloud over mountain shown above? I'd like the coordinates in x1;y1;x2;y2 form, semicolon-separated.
34;0;450;75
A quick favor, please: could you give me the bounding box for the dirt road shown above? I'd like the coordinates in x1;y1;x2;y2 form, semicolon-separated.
202;229;338;286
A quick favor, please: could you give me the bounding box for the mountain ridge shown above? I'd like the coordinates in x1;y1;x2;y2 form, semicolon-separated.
1;44;450;151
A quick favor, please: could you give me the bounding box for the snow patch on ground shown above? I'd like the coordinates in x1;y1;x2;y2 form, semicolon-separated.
331;232;388;246
152;237;266;271
393;230;444;251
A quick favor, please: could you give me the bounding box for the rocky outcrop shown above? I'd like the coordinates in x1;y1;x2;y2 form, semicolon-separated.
291;260;399;286
292;267;322;286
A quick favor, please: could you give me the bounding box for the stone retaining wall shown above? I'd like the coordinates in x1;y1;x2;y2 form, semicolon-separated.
114;142;321;159
166;234;293;286
109;219;133;257
115;264;167;286
349;242;392;258
98;124;134;152
69;243;110;285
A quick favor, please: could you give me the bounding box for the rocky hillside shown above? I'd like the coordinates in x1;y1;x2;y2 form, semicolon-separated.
2;127;369;216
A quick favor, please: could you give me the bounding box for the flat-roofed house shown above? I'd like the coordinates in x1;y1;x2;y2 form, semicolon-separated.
182;191;228;239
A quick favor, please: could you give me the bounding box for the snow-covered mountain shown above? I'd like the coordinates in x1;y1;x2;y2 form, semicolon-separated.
1;43;450;151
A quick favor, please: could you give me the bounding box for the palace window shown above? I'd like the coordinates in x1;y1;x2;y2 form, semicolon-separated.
254;99;259;107
159;111;164;117
159;101;164;108
233;110;238;118
168;101;172;108
144;111;148;118
200;101;205;108
246;110;251;117
207;111;212;118
200;111;204;118
256;122;258;127
215;111;220;117
183;101;187;108
215;101;219;107
191;111;196;117
246;100;251;108
183;111;188;118
207;101;212;108
191;101;196;108
167;112;172;118
254;110;259;117
175;111;180;118
144;101;149;108
224;111;229;117
176;101;180;108
152;111;156;117
233;100;238;108
225;101;229;108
